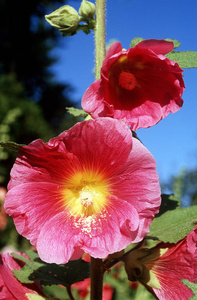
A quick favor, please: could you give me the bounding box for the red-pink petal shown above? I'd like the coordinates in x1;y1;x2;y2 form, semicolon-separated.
136;39;174;55
82;40;184;130
0;253;42;300
103;42;122;65
5;118;161;263
149;227;197;299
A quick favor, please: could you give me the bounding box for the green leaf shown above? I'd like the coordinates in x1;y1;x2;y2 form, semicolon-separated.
130;37;144;48
12;250;90;287
166;51;197;68
148;206;197;243
156;194;180;217
182;280;197;299
165;38;181;49
0;141;25;152
66;107;88;118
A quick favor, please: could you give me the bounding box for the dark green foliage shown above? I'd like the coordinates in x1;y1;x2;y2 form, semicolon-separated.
13;250;90;287
0;0;64;98
0;74;53;185
0;0;81;185
156;194;180;217
0;0;77;133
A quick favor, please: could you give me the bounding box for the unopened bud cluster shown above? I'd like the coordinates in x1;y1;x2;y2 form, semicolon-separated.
45;0;95;36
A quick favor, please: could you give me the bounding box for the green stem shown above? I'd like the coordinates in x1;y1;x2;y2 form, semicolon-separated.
90;257;104;300
90;1;106;299
95;0;106;80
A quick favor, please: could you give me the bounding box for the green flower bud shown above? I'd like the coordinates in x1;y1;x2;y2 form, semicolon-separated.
79;0;96;19
45;5;80;35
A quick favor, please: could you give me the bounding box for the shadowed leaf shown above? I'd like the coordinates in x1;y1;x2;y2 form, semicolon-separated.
156;194;180;217
12;250;90;287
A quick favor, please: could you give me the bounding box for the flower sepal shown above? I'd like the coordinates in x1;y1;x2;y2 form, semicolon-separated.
123;248;168;289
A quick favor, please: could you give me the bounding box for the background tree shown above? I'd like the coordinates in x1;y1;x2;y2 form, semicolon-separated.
0;0;79;186
163;168;197;207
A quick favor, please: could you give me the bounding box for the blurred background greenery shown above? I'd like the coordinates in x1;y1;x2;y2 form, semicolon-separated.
0;0;81;187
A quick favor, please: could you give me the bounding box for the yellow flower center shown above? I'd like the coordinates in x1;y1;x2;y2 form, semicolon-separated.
60;170;111;217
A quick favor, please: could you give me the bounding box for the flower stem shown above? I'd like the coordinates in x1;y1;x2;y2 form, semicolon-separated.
90;257;104;300
95;0;106;80
90;1;106;298
66;285;75;300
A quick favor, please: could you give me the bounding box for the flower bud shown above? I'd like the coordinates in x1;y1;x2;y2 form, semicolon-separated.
45;5;80;35
79;0;96;19
123;248;161;289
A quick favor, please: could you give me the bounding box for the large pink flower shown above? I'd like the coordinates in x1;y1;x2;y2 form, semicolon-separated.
82;39;185;130
0;252;44;300
124;227;197;300
5;118;161;264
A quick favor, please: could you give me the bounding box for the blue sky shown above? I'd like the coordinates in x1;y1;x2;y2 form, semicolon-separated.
51;0;197;184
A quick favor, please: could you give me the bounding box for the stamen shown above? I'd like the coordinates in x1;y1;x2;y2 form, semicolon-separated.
119;71;137;91
79;188;94;207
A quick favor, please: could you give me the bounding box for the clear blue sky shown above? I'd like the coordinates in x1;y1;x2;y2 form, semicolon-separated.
51;0;197;184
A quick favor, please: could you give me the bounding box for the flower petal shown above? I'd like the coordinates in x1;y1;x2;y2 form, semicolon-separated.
5;118;161;263
136;39;174;55
82;40;184;130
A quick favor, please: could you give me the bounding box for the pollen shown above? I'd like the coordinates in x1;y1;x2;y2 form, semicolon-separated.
60;170;111;217
79;187;94;207
118;71;137;91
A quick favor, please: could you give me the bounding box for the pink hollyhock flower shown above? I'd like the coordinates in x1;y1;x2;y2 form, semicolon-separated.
82;39;185;130
124;227;197;300
0;252;45;300
5;118;161;264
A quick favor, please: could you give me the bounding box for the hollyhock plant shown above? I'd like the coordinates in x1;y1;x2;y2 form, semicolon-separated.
124;227;197;300
4;118;161;264
72;253;114;299
82;39;185;130
0;252;45;300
